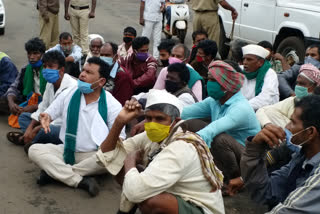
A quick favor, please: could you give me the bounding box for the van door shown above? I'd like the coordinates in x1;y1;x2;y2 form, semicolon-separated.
239;0;276;43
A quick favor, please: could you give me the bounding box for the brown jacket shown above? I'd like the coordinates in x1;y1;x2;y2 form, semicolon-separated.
37;0;59;17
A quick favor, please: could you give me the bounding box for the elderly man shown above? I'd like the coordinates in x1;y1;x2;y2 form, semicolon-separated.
118;36;158;95
96;89;225;214
256;64;320;173
240;95;320;213
278;44;320;100
48;32;82;78
181;61;261;194
28;57;126;196
85;34;104;63
7;51;77;149
241;44;279;111
154;44;203;101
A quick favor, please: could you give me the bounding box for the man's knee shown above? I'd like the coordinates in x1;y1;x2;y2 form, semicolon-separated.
139;194;178;214
212;133;230;147
28;144;47;162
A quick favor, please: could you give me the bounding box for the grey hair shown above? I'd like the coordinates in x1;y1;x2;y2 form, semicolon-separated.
172;44;190;60
90;37;104;47
145;103;180;122
231;39;248;63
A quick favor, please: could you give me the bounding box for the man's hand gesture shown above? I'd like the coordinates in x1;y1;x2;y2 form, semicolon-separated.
252;124;286;148
116;100;142;126
39;113;51;134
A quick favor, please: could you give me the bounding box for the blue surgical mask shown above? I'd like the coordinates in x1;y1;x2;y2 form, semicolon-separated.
285;128;311;153
42;68;60;83
294;85;310;98
77;79;94;94
207;81;226;100
30;60;43;68
100;56;113;66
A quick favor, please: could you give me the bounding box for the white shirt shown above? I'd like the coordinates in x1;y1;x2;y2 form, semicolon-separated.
31;74;77;126
121;131;225;214
142;0;165;22
241;68;279;111
45;87;126;152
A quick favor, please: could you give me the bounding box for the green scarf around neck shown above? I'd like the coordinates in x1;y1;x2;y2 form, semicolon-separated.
64;89;108;165
23;64;47;96
242;60;271;96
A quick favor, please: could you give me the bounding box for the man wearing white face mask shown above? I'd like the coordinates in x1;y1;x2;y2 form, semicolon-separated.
28;57;126;197
237;95;320;213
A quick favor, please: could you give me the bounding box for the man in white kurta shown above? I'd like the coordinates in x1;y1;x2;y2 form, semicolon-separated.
28;57;126;196
96;89;225;214
240;44;279;111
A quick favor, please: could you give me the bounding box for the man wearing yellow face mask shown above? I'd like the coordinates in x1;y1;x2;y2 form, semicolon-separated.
96;89;225;214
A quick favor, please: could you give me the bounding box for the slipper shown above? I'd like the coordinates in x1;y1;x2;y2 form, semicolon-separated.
7;131;24;146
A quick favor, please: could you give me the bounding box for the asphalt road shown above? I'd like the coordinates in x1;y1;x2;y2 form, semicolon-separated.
0;0;267;213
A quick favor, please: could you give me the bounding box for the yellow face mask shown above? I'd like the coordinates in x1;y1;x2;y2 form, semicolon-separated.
144;122;171;142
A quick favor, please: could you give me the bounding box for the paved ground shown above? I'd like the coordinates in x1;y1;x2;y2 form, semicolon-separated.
0;0;267;213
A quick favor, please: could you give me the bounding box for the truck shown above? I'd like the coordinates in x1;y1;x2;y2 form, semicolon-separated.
218;0;320;62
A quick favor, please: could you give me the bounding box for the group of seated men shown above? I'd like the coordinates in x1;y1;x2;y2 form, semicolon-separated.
1;25;320;214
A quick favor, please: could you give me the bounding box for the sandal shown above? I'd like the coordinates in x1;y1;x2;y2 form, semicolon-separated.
7;131;24;145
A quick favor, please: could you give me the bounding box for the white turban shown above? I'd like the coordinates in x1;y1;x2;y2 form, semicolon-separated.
89;34;105;44
146;89;183;114
242;44;270;59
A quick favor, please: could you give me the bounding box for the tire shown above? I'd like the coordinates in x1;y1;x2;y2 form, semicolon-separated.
177;29;186;44
276;36;305;63
219;23;229;59
0;27;4;35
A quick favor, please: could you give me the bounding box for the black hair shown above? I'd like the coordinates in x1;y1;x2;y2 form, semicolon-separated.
132;37;150;51
59;32;72;41
25;37;46;54
104;42;118;55
294;95;320;133
42;50;66;68
87;57;111;81
157;39;176;53
167;63;190;84
172;44;190;60
124;26;137;37
231;39;249;63
197;40;218;59
314;86;320;95
307;44;320;56
191;30;208;41
257;40;273;51
223;59;242;73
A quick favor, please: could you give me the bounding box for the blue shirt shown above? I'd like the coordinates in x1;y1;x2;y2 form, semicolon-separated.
181;92;261;147
47;44;82;63
0;56;18;97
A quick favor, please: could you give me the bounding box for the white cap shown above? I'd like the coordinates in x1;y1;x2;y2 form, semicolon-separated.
89;34;105;44
242;44;270;59
145;89;183;115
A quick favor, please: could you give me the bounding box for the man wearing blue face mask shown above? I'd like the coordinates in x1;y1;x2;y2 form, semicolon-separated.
7;50;77;150
239;95;320;213
28;57;126;197
119;36;158;96
4;38;47;131
278;44;320;100
181;60;261;195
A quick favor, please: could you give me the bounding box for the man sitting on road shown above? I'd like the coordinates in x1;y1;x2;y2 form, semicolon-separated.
240;95;320;213
28;57;126;196
7;51;77;150
96;89;225;214
278;44;320;100
157;39;175;68
85;34;104;63
117;26;136;58
48;32;82;78
189;30;208;64
240;44;279;111
0;51;18;112
153;44;203;101
118;36;158;95
181;60;261;195
5;38;47;129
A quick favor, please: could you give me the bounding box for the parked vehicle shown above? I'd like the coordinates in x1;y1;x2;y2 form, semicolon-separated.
0;0;5;35
219;0;320;61
163;1;189;43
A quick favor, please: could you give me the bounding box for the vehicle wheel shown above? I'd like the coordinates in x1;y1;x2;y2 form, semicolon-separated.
177;29;186;44
219;23;229;59
276;36;305;63
0;27;4;35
